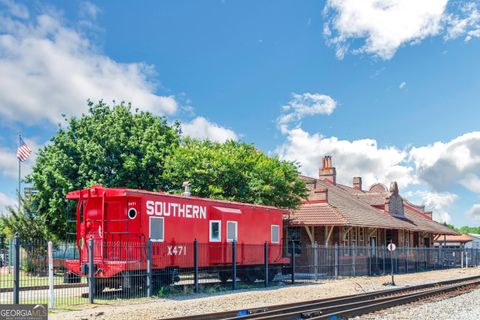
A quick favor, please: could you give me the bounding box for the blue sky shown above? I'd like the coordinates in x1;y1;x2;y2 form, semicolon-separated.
1;0;480;226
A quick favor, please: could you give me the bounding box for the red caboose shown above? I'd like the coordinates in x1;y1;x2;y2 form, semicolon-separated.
65;185;289;291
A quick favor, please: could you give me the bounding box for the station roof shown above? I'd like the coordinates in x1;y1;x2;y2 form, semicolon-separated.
288;176;458;235
434;233;473;243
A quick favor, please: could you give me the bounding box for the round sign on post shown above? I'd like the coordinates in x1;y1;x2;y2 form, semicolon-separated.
387;243;396;252
387;242;396;286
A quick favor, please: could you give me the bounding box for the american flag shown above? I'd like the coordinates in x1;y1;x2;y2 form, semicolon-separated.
17;137;31;162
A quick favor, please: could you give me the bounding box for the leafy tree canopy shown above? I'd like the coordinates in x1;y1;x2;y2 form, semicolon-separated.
163;139;307;209
0;196;49;242
26;101;181;239
26;101;307;240
457;226;480;234
442;224;480;234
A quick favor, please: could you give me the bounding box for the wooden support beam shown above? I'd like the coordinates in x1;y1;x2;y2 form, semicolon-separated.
325;226;334;246
304;226;314;244
368;228;377;238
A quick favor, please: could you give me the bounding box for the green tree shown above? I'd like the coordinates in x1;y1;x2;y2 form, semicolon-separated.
458;226;480;234
444;223;456;230
26;101;181;239
163;139;307;209
0;197;50;274
0;196;49;242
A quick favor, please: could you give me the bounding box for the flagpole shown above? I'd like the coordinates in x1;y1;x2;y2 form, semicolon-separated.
18;133;21;212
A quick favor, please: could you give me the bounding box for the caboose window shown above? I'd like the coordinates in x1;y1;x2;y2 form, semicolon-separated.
149;216;164;242
226;221;237;242
271;225;280;243
209;220;221;242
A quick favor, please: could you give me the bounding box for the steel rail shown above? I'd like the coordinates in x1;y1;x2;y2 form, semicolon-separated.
314;280;480;320
164;274;480;320
246;279;480;320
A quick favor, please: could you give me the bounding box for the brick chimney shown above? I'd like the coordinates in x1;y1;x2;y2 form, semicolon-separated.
353;177;362;191
312;188;328;202
319;156;336;185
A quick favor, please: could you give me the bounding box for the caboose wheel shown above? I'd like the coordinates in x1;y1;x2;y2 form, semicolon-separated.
88;278;106;295
239;272;257;284
64;272;81;283
268;267;277;282
218;271;230;284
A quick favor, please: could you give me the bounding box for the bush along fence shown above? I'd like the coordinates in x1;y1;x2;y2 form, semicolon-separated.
1;236;480;308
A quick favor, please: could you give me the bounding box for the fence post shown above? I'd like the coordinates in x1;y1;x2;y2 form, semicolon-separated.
147;239;152;297
13;234;20;304
313;242;318;281
291;240;295;284
466;250;469;268
264;241;268;287
352;243;356;277
415;247;418;272
461;249;464;269
334;243;338;278
382;247;386;274
194;239;199;292
440;245;443;268
368;245;371;276
88;237;95;304
48;241;54;309
232;240;236;290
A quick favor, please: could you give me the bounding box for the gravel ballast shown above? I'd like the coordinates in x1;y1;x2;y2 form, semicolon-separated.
50;267;480;320
356;286;480;320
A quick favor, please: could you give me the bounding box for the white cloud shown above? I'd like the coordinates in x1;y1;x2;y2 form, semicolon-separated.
444;3;480;42
324;0;448;59
181;117;238;143
323;0;480;60
467;204;480;222
410;190;457;223
80;1;101;20
0;191;16;214
399;81;406;89
277;93;337;133
276;128;414;188
0;0;29;19
0;146;19;179
409;131;480;193
0;10;177;125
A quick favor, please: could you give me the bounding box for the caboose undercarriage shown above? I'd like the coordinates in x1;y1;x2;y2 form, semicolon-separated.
65;263;283;294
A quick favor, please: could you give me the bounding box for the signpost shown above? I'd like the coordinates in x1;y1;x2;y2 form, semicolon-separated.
387;242;396;285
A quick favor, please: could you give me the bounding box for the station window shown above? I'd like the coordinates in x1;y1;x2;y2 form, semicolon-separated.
149;217;164;242
226;221;238;242
287;227;301;255
209;220;221;242
271;225;280;243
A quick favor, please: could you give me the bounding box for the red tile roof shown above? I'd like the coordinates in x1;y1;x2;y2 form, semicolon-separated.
292;175;458;235
434;233;473;243
288;203;346;226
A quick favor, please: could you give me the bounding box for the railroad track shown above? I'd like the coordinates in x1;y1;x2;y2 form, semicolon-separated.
166;275;480;320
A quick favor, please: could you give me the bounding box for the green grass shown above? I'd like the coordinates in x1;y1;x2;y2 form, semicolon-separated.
0;271;87;288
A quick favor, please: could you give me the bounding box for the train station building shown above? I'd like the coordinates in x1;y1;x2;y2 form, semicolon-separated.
285;156;457;249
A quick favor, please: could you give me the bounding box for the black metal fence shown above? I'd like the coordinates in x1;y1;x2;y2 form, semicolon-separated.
292;244;480;280
1;237;479;308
